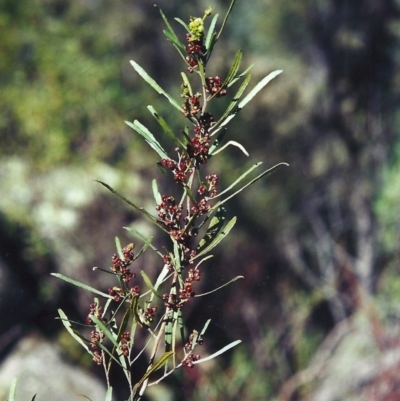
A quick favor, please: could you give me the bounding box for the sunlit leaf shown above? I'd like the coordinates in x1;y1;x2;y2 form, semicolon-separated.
125;120;169;160
197;206;226;252
152;179;162;205
210;140;249;157
213;162;289;209
147;106;185;148
194;340;241;364
195;275;244;297
174;18;190;32
132;351;174;393
89;314;119;348
105;387;113;401
52;274;113;299
58;309;91;353
213;162;262;199
194;216;236;259
130;60;182;111
205;14;219;54
8;377;17;401
95;180;168;233
238;70;282;109
115;236;123;259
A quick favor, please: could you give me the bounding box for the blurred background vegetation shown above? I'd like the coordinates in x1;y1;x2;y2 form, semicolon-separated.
1;0;400;400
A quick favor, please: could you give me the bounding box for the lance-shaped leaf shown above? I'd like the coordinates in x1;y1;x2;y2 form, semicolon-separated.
212;162;262;199
210;140;249;157
174;18;190;32
152;179;162;205
105;388;113;401
197;206;226;253
216;0;237;41
195;275;244;297
147;106;186;148
8;377;17;401
194;216;236;260
238;69;282;109
156;5;185;48
205;14;219;54
130;60;182;111
210;74;252;136
194;340;241;365
125;120;169;160
221;50;242;90
52;274;113;299
132;351;174;393
140;271;163;300
58;309;92;353
228;63;254;87
211;162;289;211
115;236;124;259
96;180;168;233
90;314;119;349
181;72;193;97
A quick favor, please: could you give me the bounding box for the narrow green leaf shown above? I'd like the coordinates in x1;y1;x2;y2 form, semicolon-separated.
105;387;113;401
216;0;237;41
52;274;113;299
96;340;124;369
174;18;190;32
130;60;182;111
132;351;174;392
210;74;252;136
152;179;162;205
210;140;249;157
30;395;37;401
195;275;244;297
96;181;168;233
238;70;282;109
163;30;185;50
221;50;242;89
125;120;168;159
199;319;211;338
58;309;91;353
90;314;119;348
228;63;254;87
177;308;185;344
194;340;241;364
180;72;193;97
194;216;237;259
115;236;123;259
213;162;262;199
197;206;226;252
147;106;185;148
156;5;179;42
140;271;163;299
205;14;219;53
214;162;289;209
8;377;17;401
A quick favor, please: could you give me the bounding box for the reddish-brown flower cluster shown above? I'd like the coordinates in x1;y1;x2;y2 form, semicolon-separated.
187;127;211;164
86;302;103;325
185;33;206;73
206;173;219;198
90;330;104;351
119;331;130;356
182;353;201;368
108;286;124;302
156;195;183;229
110;243;136;284
183;94;202;117
179;267;201;304
205;76;227;97
144;306;157;324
